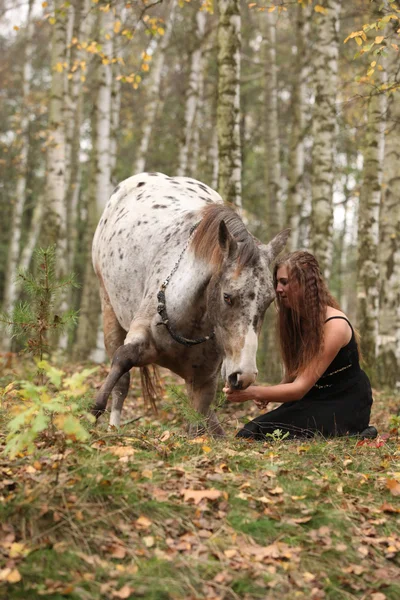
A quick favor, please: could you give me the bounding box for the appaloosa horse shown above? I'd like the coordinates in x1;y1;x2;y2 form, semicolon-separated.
92;172;289;435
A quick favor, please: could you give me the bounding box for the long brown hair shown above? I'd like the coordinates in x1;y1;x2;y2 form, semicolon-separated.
273;251;340;378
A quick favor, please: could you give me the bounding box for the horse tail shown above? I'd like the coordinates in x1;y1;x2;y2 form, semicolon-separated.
140;365;161;414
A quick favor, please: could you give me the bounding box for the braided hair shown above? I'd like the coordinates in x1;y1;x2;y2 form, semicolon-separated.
273;251;340;378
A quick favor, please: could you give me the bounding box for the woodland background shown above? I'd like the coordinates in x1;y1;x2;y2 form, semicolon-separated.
0;0;399;388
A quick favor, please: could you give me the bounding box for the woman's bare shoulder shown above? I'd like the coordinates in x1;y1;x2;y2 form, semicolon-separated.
325;307;352;345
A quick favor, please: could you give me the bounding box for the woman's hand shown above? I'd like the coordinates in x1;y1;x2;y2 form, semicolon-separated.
223;385;269;407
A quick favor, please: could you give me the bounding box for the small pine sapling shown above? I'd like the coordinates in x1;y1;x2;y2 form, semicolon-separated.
0;246;78;360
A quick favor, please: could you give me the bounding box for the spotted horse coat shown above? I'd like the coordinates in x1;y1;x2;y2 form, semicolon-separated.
92;172;289;435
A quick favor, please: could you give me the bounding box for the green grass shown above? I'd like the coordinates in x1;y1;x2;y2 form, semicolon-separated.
1;363;399;599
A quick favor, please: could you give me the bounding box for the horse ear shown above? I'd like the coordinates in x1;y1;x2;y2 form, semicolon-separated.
218;220;237;259
262;228;291;262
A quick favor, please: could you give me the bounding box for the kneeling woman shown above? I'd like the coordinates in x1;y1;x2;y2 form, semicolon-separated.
224;251;375;440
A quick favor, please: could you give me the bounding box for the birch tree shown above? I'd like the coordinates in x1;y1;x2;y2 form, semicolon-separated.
264;10;281;236
377;58;400;387
217;0;241;208
177;10;207;177
73;8;115;359
286;3;310;250
133;0;178;174
310;0;341;279
2;0;34;333
43;0;68;277
356;71;387;382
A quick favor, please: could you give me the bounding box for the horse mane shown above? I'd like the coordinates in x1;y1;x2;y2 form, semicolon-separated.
191;204;260;270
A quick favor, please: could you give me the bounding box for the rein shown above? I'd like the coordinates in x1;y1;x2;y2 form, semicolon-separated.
156;222;215;347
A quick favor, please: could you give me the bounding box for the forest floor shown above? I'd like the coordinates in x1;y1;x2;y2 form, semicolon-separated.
0;358;400;600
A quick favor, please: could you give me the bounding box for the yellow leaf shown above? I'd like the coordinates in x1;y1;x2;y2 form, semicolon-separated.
202;445;212;453
141;469;153;479
268;6;276;11
42;1;48;6
0;568;22;583
314;5;327;14
157;27;165;35
114;20;121;33
135;515;152;529
49;16;56;25
375;35;384;43
371;60;376;67
102;58;110;65
142;63;149;72
143;535;155;547
13;25;19;31
248;2;257;7
367;68;375;76
391;43;399;51
386;478;400;496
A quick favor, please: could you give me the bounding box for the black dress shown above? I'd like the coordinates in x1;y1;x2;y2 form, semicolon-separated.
236;316;373;440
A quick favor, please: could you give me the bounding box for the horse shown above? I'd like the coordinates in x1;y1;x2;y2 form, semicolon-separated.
92;172;289;435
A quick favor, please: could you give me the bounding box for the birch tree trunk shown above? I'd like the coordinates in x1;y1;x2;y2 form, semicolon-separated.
377;57;400;387
264;10;281;236
73;9;115;359
110;2;122;185
65;0;91;269
286;3;310;249
2;0;34;327
217;0;241;208
177;10;207;177
357;69;387;383
310;0;341;279
96;8;114;211
43;0;68;278
133;0;177;174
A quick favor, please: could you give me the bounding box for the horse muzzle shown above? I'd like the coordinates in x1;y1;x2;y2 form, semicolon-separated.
227;370;257;390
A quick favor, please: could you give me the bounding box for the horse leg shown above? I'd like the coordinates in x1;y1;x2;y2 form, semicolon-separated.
92;319;156;423
186;375;225;438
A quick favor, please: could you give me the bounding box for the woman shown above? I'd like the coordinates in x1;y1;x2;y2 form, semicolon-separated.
224;251;376;440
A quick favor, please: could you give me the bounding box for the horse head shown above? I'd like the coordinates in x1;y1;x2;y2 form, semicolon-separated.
192;206;290;390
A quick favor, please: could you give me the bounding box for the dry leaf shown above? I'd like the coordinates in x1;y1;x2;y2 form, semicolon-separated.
181;488;221;505
143;536;155;548
135;516;152;530
159;430;170;442
380;502;400;513
0;568;22;583
371;594;386;600
108;446;135;458
141;470;152;479
386;479;400;496
269;486;283;495
112;585;135;599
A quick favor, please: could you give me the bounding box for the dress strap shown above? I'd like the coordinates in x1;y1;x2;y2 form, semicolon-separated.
324;316;353;332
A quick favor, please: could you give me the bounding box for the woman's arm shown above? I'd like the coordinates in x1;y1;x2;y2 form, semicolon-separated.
225;318;351;404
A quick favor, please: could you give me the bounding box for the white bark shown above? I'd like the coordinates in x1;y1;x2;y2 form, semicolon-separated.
2;0;34;323
177;10;207;177
264;10;281;237
287;3;311;250
44;0;68;277
310;0;341;279
357;68;387;381
96;8;114;211
217;0;241;208
133;0;178;174
377;56;400;387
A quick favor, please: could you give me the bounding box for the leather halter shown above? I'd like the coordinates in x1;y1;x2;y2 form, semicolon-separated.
156;223;215;347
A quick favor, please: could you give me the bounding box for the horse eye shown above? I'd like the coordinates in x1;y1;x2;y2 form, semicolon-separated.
224;293;233;306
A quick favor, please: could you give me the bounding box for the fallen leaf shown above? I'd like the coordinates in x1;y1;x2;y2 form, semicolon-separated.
269;486;283;495
181;488;221;505
380;502;400;514
159;430;170;442
141;470;152;479
0;568;21;583
135;516;152;530
371;594;386;600
143;536;154;548
108;446;135;458
386;479;400;496
112;585;135;599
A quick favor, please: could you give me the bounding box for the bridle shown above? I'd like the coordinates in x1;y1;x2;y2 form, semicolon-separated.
156;222;215;347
